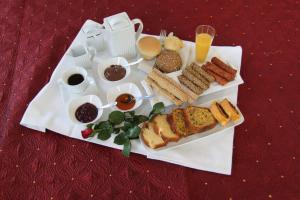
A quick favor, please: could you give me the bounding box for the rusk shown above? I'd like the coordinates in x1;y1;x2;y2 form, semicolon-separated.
186;65;209;86
178;75;203;95
220;98;240;122
182;69;209;90
191;63;215;82
210;101;230;126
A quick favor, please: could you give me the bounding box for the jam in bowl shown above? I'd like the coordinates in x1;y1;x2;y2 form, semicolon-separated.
68;95;103;124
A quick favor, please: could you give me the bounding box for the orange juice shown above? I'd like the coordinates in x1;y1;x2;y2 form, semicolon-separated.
195;33;213;63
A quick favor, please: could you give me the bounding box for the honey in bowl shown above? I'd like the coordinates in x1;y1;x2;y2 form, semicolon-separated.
116;93;136;110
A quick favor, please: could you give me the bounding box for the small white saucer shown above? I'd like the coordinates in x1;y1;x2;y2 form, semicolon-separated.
68;95;103;125
106;83;143;111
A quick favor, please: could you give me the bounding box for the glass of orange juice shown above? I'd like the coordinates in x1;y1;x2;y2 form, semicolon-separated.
195;25;215;63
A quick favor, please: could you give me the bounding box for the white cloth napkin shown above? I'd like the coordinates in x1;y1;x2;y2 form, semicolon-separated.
20;19;243;175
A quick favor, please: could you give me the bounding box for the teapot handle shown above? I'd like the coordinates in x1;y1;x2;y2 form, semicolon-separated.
132;18;143;40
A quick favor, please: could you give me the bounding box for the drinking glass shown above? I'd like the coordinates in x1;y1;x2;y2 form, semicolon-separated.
195;25;215;63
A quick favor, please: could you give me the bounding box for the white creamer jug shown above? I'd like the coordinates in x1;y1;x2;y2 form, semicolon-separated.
103;12;143;59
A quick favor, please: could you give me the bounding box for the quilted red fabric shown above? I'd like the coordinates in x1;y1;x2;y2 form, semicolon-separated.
1;0;300;199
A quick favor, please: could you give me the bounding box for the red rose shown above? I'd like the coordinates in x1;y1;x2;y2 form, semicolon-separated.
81;128;93;138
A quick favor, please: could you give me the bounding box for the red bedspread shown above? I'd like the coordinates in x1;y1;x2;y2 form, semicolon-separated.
0;0;299;199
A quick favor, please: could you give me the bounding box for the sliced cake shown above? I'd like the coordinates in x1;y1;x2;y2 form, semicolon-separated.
153;114;180;142
141;122;166;149
167;109;188;137
183;106;217;134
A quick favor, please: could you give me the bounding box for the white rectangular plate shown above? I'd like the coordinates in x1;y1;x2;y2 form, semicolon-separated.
139;96;244;153
137;35;244;107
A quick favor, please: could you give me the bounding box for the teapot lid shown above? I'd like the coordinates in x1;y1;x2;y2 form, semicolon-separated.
103;12;131;31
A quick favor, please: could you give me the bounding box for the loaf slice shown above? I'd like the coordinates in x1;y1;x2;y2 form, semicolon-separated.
183;106;217;134
167;109;188;137
141;122;166;149
153;115;180;142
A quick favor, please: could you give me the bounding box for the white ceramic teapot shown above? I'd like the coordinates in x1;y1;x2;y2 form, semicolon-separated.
103;12;143;59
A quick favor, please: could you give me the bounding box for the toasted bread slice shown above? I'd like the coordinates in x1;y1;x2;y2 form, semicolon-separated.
220;98;240;122
153;115;180;142
183;106;217;134
210;101;230;126
167;109;188;137
141;122;166;149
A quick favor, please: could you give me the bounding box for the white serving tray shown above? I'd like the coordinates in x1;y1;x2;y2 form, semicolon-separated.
21;18;244;173
140;96;245;153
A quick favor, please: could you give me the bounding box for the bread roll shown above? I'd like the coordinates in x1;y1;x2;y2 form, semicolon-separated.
164;36;184;51
137;36;161;60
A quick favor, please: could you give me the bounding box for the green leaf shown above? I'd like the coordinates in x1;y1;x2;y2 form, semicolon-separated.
86;123;94;129
97;121;112;130
122;139;131;157
96;121;113;140
97;129;112;140
109;111;125;124
114;132;128;145
149;102;165;116
124;111;135;121
133;115;148;125
113;127;120;134
89;130;98;138
126;126;141;139
121;121;133;132
149;113;160;121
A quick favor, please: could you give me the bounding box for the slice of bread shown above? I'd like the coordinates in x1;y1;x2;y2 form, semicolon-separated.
153;115;180;142
141;122;166;149
183;106;217;134
220;98;240;122
167;109;188;137
210;101;230;126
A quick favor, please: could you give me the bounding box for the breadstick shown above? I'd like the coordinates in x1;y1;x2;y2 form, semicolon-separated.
146;77;183;106
149;69;189;102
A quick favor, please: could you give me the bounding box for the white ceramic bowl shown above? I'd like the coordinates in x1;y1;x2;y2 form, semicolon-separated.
68;95;103;125
106;83;143;111
97;57;130;83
